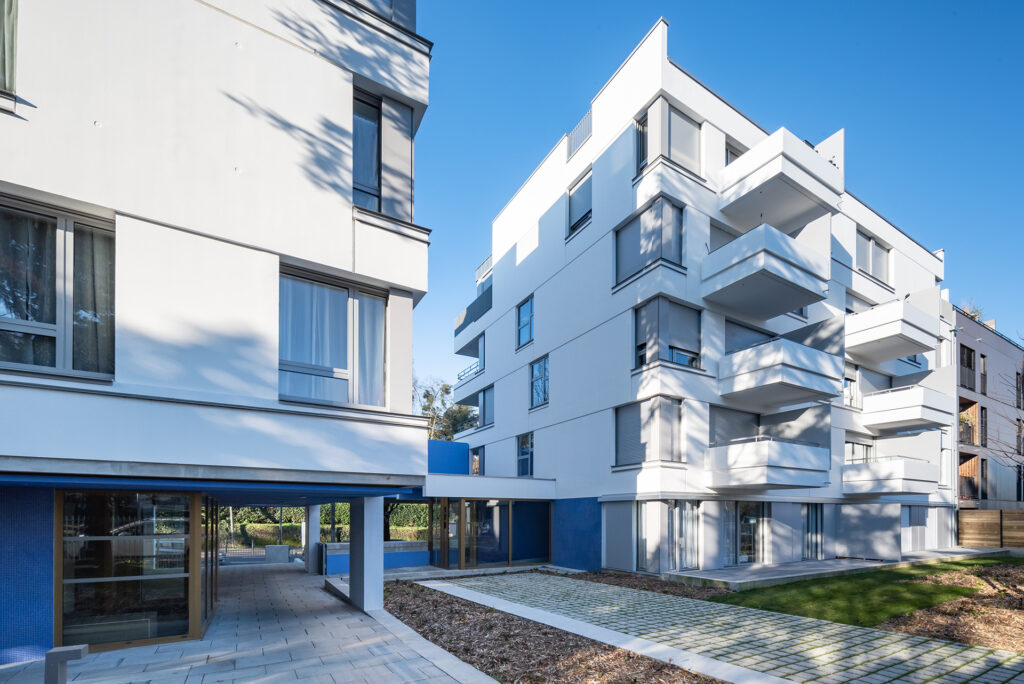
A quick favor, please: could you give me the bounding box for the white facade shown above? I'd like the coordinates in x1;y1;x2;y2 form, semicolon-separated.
955;309;1024;510
450;20;957;573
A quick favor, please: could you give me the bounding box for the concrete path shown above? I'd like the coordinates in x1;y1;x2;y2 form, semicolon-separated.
426;573;1024;683
0;564;491;684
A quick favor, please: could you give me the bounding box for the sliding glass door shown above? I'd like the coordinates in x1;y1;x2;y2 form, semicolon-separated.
724;501;766;566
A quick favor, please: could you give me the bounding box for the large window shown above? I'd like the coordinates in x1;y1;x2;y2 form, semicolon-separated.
529;355;549;408
517;432;533;477
980;354;988;395
615;396;681;465
0;200;114;375
802;503;823;560
667;500;699;571
960;344;976;391
516;295;534;348
855;230;890;284
0;0;16;95
353;92;381;211
476;385;494;427
980;406;988;447
567;172;592;236
615;198;683;283
724;501;765;566
278;274;386;407
669;108;700;173
634;297;700;369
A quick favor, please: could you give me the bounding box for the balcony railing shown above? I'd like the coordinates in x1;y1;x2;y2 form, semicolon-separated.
959;475;979;500
567;109;592;159
959;422;976;445
457;360;482;382
710;435;821;448
454;285;492;337
475;254;493;283
960;365;976;391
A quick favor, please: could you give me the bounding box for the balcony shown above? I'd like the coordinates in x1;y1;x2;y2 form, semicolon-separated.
716;128;843;233
845;300;939;363
959;475;979;501
453;285;492;338
959;421;977;446
706;436;830;489
860;385;953;433
842;456;939;495
701;224;829;320
719;338;842;407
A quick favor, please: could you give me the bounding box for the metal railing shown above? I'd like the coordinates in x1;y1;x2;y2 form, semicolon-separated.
710;435;822;448
457;359;482;382
844;453;926;465
960;365;976;391
567;109;592;159
475;254;492;283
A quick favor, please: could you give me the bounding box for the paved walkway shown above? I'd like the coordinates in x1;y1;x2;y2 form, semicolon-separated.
0;564;490;684
433;573;1024;683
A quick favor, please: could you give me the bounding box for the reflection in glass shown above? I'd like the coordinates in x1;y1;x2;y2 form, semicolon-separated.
72;225;115;374
0;329;56;366
0;205;57;324
63;493;189;537
464;500;509;568
62;577;189;646
63;538;188;580
278;369;349;405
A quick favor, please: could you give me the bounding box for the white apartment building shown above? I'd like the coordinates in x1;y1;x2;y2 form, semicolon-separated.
450;20;959;575
956;309;1024;510
0;0;430;662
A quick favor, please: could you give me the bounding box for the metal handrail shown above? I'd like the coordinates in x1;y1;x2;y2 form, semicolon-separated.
567;109;592;159
475;254;492;283
457;360;482;382
844;454;927;465
711;435;822;448
862;385;921;397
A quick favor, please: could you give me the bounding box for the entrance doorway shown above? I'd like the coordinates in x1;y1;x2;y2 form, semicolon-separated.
724;501;766;566
427;497;550;570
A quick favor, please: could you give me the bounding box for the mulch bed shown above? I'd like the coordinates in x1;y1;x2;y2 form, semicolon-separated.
547;570;731;601
383;579;719;683
878;563;1024;652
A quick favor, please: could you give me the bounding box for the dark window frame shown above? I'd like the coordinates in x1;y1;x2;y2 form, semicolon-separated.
352;90;382;212
635;116;648;175
529;355;549;408
517;432;534;477
516;295;534;349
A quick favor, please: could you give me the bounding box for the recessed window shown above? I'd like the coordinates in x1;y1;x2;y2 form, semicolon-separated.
0;1;16;95
634;297;700;369
278;274;386;407
516;295;534;348
615;198;683;284
517;432;534;477
567;172;592;236
635;116;648;174
353;92;381;212
470;446;485;476
725;143;744;165
959;345;976;391
0;200;115;376
669;108;700;173
615;397;681;465
855;230;890;284
530;355;549;408
478;385;494;426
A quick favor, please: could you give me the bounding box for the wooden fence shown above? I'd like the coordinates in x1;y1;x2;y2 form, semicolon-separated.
958;509;1024;548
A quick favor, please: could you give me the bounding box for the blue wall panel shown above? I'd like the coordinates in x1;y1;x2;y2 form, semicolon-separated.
552;497;601;571
324;550;429;575
427;440;469;475
0;487;54;665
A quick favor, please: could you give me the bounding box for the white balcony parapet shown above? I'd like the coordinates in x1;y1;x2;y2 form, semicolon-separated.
860;385;953;433
846;299;939;363
706;436;830;489
719;337;842;407
716;128;843;232
842;456;940;495
701;224;829;320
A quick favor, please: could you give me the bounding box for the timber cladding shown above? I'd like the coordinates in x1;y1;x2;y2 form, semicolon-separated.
958;509;1024;548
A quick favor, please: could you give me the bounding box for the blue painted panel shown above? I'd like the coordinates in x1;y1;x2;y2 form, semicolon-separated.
324;550;429;575
552;497;601;571
0;487;54;665
427;440;469;475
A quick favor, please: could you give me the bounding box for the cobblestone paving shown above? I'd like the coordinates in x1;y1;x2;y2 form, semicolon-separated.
448;573;1024;683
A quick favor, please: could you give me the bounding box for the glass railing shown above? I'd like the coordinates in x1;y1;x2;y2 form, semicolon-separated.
710;435;822;448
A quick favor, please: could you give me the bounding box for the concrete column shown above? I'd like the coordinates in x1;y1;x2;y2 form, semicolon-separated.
305;504;321;574
349;497;384;611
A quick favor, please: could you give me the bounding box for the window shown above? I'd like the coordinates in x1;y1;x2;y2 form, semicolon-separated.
843;367;862;410
725;143;744;165
278;274;386;407
980;406;988;447
635;116;648;174
802;503;823;560
980;459;988;500
668;108;700;173
634;297;700;369
479;385;494;427
1017;420;1022;456
517;432;533;477
516;295;534;348
980;354;988;395
0;200;114;375
844;441;875;464
1017;465;1023;502
567;172;592;235
636;500;648;572
1017;372;1022;409
353;92;381;211
615;198;683;283
529;355;549;408
470;446;485;476
960;345;976;391
855;230;890;284
615;397;682;465
0;0;15;95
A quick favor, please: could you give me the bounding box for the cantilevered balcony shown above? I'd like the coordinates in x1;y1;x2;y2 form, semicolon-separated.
716;128;843;232
719;338;842;407
860;385;953;433
701;224;829;320
453;285;492;338
706;436;830;489
845;300;939;363
842;456;939;495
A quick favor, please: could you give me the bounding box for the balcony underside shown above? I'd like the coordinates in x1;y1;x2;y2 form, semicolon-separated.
843;460;940;495
845;301;939;363
719;338;843;408
707;465;829;490
720;164;838;233
702;258;827;319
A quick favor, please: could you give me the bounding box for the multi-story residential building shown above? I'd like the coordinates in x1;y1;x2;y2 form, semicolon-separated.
448;20;959;575
956;308;1024;510
0;0;430;664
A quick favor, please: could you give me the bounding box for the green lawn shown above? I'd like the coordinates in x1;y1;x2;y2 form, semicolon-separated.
709;557;1024;627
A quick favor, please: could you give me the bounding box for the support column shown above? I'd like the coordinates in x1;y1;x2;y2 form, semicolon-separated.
349;497;384;611
305;505;321;574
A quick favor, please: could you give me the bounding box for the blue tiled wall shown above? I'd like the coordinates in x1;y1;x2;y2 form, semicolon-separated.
552;497;602;571
1;487;54;665
324;549;429;575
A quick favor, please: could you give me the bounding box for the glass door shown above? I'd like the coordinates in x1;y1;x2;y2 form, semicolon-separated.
736;501;763;565
802;503;823;560
668;500;699;571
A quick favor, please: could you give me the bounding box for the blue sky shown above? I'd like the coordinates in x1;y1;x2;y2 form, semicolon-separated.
411;1;1024;385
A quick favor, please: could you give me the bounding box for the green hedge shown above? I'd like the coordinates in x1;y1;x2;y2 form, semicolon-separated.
220;503;429;529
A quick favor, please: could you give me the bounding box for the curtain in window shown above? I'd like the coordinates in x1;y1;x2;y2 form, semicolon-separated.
357;294;385;406
0;0;16;93
279;276;347;369
72;225;115;373
0;204;56;366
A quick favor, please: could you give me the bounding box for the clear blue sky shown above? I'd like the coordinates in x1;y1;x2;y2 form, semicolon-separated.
412;1;1024;385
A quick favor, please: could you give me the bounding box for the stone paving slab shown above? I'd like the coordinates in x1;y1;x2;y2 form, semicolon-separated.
439;572;1024;683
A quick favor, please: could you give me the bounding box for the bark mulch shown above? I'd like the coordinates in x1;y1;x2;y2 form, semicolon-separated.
383;579;720;683
546;570;732;601
878;563;1024;652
